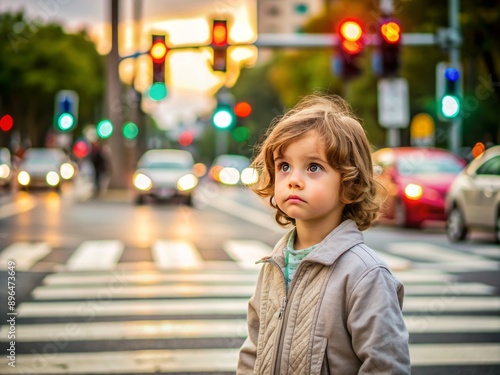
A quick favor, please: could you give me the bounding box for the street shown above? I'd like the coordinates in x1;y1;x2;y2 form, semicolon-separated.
0;180;499;375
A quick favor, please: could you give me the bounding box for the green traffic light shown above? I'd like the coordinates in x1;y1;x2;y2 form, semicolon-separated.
58;113;74;131
97;120;113;138
212;108;234;129
232;127;249;142
441;95;460;118
123;122;139;139
149;83;167;101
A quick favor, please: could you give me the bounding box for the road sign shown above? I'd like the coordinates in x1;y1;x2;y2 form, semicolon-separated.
377;77;409;128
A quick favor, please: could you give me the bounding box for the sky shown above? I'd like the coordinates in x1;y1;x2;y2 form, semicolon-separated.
0;0;258;130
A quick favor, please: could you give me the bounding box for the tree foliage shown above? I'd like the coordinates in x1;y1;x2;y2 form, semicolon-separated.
0;12;104;147
234;0;499;149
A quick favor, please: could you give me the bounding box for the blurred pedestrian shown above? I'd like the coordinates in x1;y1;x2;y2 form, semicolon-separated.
237;94;410;374
89;141;110;195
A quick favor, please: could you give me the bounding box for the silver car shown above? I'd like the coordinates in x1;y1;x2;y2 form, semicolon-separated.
132;149;198;205
446;145;500;243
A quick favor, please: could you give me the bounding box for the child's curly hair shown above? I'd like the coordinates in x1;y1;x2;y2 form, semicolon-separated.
251;94;383;231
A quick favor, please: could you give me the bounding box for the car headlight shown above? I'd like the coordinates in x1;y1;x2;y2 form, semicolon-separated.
46;171;60;186
177;174;198;191
0;164;10;179
133;173;152;191
60;163;75;180
404;183;423;200
219;167;240;185
241;167;259;185
18;171;30;186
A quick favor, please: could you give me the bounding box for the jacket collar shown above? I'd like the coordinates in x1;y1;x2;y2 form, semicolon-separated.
269;219;364;266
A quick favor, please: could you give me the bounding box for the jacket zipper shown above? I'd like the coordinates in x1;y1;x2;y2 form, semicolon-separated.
257;257;287;375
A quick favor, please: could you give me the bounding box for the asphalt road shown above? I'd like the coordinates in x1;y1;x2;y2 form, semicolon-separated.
0;180;499;374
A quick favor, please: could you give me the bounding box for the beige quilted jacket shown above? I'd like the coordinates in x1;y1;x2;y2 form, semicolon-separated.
237;220;410;374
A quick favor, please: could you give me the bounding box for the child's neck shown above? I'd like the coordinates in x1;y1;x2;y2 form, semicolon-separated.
294;218;343;250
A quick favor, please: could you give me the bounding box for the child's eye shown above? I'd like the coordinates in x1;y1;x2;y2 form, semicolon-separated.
277;162;290;172
308;163;323;173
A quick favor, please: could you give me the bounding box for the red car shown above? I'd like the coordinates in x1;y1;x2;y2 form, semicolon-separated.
372;147;466;228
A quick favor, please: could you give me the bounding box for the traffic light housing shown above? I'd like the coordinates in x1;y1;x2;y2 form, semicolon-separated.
436;62;462;121
378;19;401;77
211;20;228;72
54;90;79;132
150;35;168;83
336;19;364;78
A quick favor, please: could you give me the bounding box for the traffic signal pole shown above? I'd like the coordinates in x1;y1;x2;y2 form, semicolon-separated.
449;0;461;154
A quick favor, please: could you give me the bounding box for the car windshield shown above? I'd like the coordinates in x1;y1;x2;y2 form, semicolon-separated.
397;155;463;175
141;161;191;169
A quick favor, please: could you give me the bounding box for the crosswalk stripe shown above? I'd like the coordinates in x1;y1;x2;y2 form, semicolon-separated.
392;269;451;283
65;241;124;271
2;315;499;343
42;270;259;286
387;242;498;269
405;315;500;333
0;349;240;374
31;283;256;300
17;298;250;317
469;246;500;259
152;240;202;269
224;240;272;269
0;242;51;271
404;282;495;296
374;249;412;271
410;343;500;365
403;296;500;312
0;319;248;342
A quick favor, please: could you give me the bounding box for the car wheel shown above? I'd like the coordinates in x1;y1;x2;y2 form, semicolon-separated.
394;199;421;228
447;205;468;242
184;194;193;207
135;195;145;205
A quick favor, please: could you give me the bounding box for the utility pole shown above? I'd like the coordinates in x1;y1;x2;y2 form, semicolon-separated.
107;0;127;188
449;0;461;154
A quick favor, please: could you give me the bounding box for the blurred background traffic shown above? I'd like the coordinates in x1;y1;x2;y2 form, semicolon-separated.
0;0;499;374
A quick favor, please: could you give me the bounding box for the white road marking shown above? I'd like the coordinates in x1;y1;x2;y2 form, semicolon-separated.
0;242;51;271
410;343;500;365
31;283;256;300
17;298;250;317
224;240;272;269
65;240;124;271
152;240;202;269
0;349;240;374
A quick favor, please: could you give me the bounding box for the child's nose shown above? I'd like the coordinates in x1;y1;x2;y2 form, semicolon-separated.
288;171;304;189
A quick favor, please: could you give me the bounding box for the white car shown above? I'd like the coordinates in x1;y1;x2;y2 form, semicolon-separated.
132;149;198;205
446;145;500;243
0;147;13;190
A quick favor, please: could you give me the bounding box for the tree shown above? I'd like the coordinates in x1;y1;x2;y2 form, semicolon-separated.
0;12;104;148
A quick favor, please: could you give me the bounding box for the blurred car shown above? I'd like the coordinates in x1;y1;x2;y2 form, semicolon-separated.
0;147;13;190
208;154;258;186
446;145;500;243
372;147;466;228
132;149;198;205
17;148;76;190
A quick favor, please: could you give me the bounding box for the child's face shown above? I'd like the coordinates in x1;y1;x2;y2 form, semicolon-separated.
273;131;345;227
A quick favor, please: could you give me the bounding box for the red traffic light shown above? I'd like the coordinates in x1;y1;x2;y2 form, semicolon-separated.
212;20;228;47
72;139;90;159
150;40;168;63
380;21;401;44
339;20;363;54
0;114;13;132
234;102;252;118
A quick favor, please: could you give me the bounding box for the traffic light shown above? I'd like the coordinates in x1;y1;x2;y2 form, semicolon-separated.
378;19;401;76
212;103;234;129
122;122;139;140
211;20;228;72
0;114;13;132
336;19;364;78
96;119;113;139
150;35;168;83
436;63;462;120
72;139;90;159
54;90;79;132
234;102;252;118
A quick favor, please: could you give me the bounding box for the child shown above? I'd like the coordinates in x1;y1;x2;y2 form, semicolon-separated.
237;94;410;374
